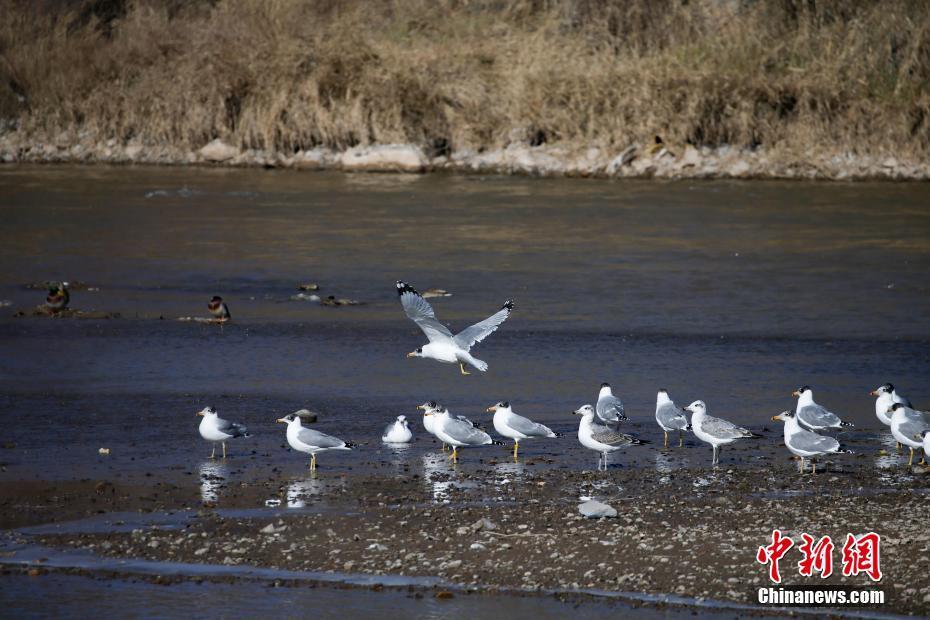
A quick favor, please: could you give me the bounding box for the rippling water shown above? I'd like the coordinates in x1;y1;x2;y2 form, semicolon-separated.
0;166;928;480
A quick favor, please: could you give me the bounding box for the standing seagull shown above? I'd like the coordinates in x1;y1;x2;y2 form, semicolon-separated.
655;389;691;448
887;403;930;466
792;386;854;431
197;406;249;459
487;401;560;460
596;383;627;429
871;383;912;450
426;407;496;463
417;401;480;450
771;410;852;474
276;413;354;471
684;400;759;466
382;415;413;443
208;296;231;322
573;404;645;470
397;281;513;375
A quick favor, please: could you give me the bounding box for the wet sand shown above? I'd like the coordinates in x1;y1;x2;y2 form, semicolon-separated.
3;459;929;616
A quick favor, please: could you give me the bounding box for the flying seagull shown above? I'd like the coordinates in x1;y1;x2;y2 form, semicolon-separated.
396;281;513;375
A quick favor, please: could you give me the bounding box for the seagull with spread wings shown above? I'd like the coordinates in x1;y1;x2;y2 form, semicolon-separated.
396;280;513;375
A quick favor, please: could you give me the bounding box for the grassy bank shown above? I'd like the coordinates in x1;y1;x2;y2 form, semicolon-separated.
1;0;929;169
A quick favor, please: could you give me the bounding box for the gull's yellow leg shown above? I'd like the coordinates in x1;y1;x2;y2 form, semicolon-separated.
453;446;458;463
812;461;817;475
459;363;471;376
908;447;914;466
513;441;519;461
663;432;668;449
442;443;447;452
896;442;902;452
310;454;317;471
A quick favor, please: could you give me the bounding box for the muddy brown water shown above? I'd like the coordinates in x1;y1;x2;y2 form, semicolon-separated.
0;165;928;615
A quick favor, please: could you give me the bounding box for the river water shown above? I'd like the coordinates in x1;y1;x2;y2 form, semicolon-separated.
1;166;928;479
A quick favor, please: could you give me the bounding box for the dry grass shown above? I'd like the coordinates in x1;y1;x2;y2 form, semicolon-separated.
1;0;929;158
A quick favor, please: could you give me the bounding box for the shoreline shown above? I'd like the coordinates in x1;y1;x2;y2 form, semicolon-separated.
1;136;927;182
3;465;928;615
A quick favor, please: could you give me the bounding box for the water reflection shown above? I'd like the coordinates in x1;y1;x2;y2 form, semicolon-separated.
199;461;228;504
383;442;413;470
284;476;342;508
875;432;903;471
420;452;455;503
492;459;525;487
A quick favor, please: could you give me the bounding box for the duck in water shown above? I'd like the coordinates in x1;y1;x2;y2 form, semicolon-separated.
45;282;69;313
208;296;231;322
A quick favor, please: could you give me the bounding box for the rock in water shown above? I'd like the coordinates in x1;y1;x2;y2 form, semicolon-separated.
199;139;238;163
340;145;428;173
579;499;617;518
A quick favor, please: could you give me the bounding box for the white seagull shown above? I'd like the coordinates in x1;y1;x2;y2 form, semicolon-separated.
425;407;496;462
655;389;691;448
382;415;413;443
397;281;513;375
596;383;627;428
772;410;852;474
573;404;645;471
871;383;912;449
418;400;480;451
684;400;759;465
888;403;930;466
487;401;560;459
792;386;854;431
197;406;249;459
276;413;354;471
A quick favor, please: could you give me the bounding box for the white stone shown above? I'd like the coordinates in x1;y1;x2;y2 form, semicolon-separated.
579;499;617;518
200;139;238;162
340;144;428;173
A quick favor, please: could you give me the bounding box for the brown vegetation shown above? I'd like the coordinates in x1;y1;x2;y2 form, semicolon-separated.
1;0;929;160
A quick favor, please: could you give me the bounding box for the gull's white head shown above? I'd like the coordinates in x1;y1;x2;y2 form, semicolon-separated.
573;404;595;417
486;401;511;413
771;410;795;423
792;385;813;402
870;383;894;397
396;414;409;428
656;389;672;405
197;406;216;417
417;400;439;414
276;413;301;425
886;402;907;417
406;347;424;359
683;400;706;415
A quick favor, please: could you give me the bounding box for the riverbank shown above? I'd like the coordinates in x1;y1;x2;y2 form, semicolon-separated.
2;136;927;181
2;1;928;182
3;465;929;615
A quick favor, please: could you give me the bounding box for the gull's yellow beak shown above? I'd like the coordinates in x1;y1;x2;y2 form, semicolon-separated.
791;390;800;397
424;412;433;417
276;418;287;423
486;405;498;412
197;411;205;416
417;404;426;410
406;351;416;358
771;415;782;422
869;390;878;396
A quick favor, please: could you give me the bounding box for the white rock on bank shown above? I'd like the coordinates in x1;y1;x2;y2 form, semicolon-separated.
579;499;618;518
199;139;238;163
294;148;336;170
340;144;428;173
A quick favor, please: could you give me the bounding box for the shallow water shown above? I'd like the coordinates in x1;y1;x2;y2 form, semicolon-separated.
0;165;928;482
